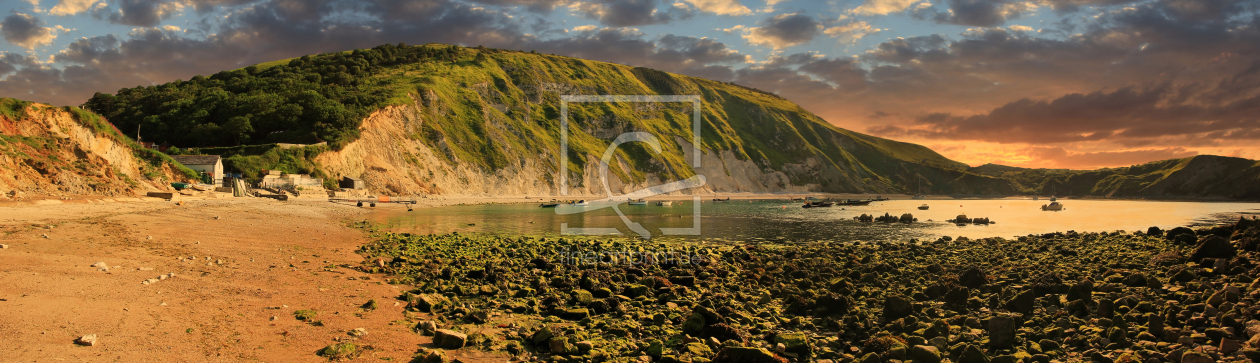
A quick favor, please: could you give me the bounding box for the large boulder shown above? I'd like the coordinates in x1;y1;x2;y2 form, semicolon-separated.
988;314;1018;349
959;266;989;288
910;345;942;363
1191;235;1236;262
957;344;990;363
884;294;914;320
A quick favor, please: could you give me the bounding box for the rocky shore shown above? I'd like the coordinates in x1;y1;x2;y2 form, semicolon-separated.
357;217;1260;363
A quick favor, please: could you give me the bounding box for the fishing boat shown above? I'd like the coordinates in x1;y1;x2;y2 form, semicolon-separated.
712;197;731;202
918;204;929;210
806;196;821;201
836;199;872;206
802;201;835;208
1041;197;1064;211
569;200;590;207
628;199;648;206
539;203;559;208
656;201;673;206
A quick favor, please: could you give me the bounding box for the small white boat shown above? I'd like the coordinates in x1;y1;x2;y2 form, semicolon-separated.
918;204;929;210
912;194;926;200
656;201;673;206
628;199;647;206
569;200;589;207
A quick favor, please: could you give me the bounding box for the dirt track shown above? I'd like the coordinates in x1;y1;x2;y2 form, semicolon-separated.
0;197;450;362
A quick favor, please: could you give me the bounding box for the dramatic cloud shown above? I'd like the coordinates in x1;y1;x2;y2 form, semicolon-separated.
739;13;821;49
917;0;1038;27
466;0;569;12
680;0;751;16
0;13;56;50
48;0;101;16
530;28;747;80
92;0;185;27
571;0;694;27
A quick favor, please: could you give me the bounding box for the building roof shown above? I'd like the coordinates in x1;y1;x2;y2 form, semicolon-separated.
170;155;222;166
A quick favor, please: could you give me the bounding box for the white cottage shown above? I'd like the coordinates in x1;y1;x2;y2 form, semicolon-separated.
170;155;224;185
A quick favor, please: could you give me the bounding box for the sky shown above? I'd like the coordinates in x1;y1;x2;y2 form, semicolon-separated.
0;0;1257;170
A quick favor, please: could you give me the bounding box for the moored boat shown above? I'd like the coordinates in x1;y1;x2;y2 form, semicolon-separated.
656;201;673;206
628;199;647;206
918;204;929;210
836;199;872;206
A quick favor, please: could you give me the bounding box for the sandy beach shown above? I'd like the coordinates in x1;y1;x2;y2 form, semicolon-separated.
0;196;496;362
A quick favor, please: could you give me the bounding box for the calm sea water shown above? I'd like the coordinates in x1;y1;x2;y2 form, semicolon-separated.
364;198;1260;243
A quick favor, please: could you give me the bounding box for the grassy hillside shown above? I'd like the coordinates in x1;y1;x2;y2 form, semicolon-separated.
82;43;1012;194
970;155;1260;199
0;98;198;196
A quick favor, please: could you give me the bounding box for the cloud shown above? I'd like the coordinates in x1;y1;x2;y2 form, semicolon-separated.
679;0;751;16
1023;146;1198;169
23;0;44;13
916;0;1038;27
92;0;185;27
48;0;101;16
823;21;880;43
528;29;748;80
570;0;694;27
464;0;570;12
849;0;924;16
0;13;57;50
867;80;1260;145
740;12;821;49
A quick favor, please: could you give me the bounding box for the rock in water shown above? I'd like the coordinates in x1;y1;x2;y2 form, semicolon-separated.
433;329;467;349
75;334;98;346
1191;235;1236;262
710;347;788;363
988;314;1017;348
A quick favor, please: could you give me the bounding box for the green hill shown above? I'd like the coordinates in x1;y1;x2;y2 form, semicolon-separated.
82;43;1015;195
969;156;1260;199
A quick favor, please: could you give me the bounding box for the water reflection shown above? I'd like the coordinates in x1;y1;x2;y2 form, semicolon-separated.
365;198;1260;243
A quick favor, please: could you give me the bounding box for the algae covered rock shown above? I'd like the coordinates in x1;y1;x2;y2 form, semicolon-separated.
884;294;914;320
410;293;451;313
1191;235;1236;262
957;344;990;363
987;314;1017;348
910;345;942;363
711;347;788;363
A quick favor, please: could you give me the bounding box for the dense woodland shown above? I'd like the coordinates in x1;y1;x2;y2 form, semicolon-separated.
83;43;467;149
